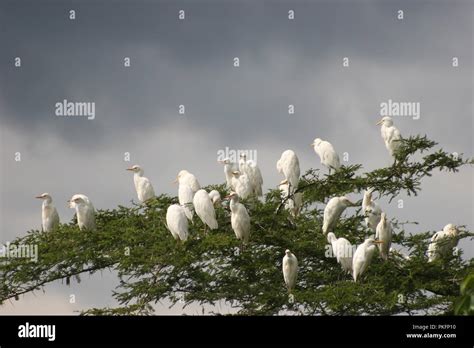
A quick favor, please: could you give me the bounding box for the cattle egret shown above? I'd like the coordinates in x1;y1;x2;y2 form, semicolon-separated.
208;190;221;206
225;192;250;250
376;116;402;159
193;189;218;230
239;153;263;197
427;224;459;262
35;193;60;232
166;204;189;242
327;232;353;274
175;170;201;193
362;189;382;232
322;196;355;234
218;158;238;190
311;138;341;173
282;249;298;293
68;194;96;230
178;184;194;221
231;171;252;200
352;237;383;282
279;180;303;217
126;165;155;203
375;212;392;260
276;150;300;192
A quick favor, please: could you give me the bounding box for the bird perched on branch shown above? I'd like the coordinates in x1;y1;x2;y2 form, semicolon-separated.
35;193;60;232
239;153;263;197
327;232;353;274
218;158;238;190
279;180;303;217
193;189;218;230
322;196;355;234
276;150;300;193
362;188;382;232
225;192;250;251
311;138;341;173
126;165;155;203
231;171;252;199
282;249;298;293
166;204;189;242
68;194;96;231
352;237;383;282
427;224;459;262
375;212;392;261
376;116;402;159
174;170;201;193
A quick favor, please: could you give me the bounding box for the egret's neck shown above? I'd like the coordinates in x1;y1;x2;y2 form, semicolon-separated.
134;169;144;178
229;198;238;210
42;199;53;208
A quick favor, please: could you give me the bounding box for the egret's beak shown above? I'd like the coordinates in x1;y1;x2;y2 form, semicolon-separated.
35;195;43;199
310;142;314;146
126;167;134;171
172;177;178;184
376;119;383;125
217;160;225;164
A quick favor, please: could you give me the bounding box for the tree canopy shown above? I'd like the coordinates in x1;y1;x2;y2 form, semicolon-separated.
1;135;473;315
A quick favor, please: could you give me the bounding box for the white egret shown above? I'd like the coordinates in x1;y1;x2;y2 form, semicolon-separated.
282;249;298;293
327;232;353;274
175;170;201;193
427;224;459;262
208;190;222;206
35;193;60;232
193;189;218;230
225;192;250;250
68;194;96;230
178;184;194;221
375;212;392;260
218;158;238;190
352;237;383;282
126;165;155;203
322;196;355;234
231;171;252;200
362;188;382;232
239;153;263;197
311;138;341;173
166;204;189;242
279;180;303;217
376;116;401;159
276;150;300;193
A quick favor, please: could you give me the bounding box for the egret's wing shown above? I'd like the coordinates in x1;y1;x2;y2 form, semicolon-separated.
193;191;218;229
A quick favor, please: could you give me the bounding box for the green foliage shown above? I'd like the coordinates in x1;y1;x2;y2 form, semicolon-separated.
0;135;472;315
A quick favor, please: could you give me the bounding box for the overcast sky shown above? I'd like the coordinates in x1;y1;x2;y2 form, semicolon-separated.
0;0;472;314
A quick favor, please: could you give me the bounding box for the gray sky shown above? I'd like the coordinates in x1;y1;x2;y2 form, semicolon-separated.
0;0;472;314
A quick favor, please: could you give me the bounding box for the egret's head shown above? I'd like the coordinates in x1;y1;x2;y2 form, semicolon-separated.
209;190;222;205
341;197;355;206
36;193;52;203
224;191;238;201
285;249;291;256
443;224;458;235
68;194;87;208
380;212;387;221
327;232;337;244
376;116;393;127
311;138;322;147
232;171;241;177
173;170;189;184
364;189;373;201
366;237;383;246
126;164;143;174
239;153;247;160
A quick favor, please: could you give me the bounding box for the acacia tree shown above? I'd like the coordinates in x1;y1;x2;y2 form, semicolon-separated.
0;135;473;315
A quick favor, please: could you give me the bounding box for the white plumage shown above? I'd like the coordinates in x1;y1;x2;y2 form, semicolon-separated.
327;232;353;274
276;150;300;192
352;237;382;282
282;249;298;293
227;192;251;248
377;116;402;158
35;193;60;232
427;224;459;262
218;158;238;189
126;165;155;203
176;170;201;193
239;154;263;197
208;190;222;206
362;189;382;232
178;184;194;221
68;194;96;231
193;189;218;230
322;196;355;234
375;212;392;261
311;138;341;172
166;204;189;241
231;171;252;200
279;180;303;217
